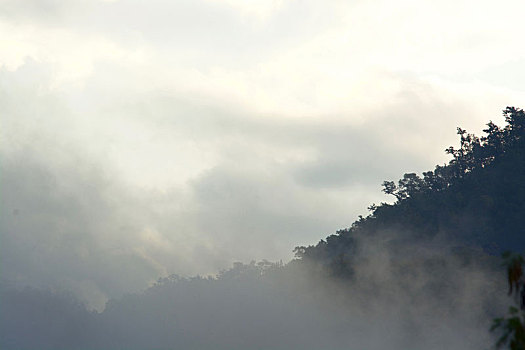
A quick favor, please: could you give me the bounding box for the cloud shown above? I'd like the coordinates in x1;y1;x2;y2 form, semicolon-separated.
0;54;520;310
2;0;525;310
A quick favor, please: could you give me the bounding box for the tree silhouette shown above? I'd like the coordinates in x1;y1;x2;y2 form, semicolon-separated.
295;106;525;270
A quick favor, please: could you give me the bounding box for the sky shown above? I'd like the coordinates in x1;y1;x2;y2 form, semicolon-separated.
1;0;525;309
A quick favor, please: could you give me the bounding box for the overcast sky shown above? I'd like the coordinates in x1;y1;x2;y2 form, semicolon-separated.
1;0;525;309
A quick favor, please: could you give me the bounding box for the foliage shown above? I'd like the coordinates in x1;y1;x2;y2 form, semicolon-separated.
294;107;525;274
491;252;525;350
382;106;525;201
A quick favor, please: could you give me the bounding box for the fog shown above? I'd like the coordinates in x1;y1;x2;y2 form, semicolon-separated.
0;230;507;350
2;0;523;348
3;0;525;310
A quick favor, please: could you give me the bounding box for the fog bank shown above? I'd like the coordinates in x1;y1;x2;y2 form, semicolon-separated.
1;232;507;350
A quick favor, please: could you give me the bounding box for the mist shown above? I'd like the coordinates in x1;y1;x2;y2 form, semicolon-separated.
2;0;524;348
0;229;507;350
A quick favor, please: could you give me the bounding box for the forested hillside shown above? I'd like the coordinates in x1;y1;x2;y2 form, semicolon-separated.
2;107;523;350
295;107;525;276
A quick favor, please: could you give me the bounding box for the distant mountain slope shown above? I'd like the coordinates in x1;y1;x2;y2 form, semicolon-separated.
2;108;521;350
295;107;525;274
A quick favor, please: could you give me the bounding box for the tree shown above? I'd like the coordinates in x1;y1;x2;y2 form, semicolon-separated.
297;106;525;278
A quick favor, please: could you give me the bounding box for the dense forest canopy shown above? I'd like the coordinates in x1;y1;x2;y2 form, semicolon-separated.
295;107;525;274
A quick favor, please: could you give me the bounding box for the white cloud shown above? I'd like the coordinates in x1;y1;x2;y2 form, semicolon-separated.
207;0;288;20
2;0;525;307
